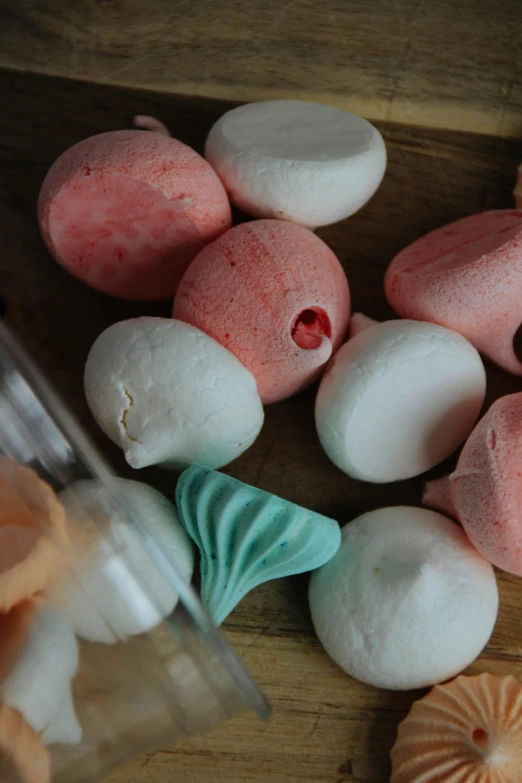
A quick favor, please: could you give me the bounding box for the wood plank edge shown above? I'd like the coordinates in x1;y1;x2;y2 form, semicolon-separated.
1;62;521;140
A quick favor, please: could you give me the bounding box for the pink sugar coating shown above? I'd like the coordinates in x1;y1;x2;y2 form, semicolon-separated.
173;220;350;403
424;392;522;575
385;210;522;375
38;130;232;300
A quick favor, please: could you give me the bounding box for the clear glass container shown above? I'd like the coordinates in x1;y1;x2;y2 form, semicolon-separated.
0;320;269;782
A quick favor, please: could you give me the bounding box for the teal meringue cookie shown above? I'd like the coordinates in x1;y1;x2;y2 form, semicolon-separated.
176;465;341;625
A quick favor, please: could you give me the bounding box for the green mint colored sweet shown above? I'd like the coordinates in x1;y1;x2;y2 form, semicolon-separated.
176;465;341;625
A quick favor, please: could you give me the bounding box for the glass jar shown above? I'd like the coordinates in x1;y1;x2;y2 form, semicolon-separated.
0;321;269;783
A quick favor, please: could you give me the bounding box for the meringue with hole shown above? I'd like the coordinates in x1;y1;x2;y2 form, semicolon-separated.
391;673;522;783
174;220;350;403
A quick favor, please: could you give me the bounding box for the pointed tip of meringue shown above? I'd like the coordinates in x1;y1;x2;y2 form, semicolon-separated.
349;313;379;338
133;115;171;136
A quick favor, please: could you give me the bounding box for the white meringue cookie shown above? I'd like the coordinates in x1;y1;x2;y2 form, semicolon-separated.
41;685;82;746
315;317;486;482
84;317;264;470
309;506;498;691
47;478;194;644
1;598;81;744
205;100;386;228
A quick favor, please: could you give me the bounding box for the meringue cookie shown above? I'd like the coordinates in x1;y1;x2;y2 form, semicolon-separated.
0;702;50;783
315;318;486;482
38;129;231;300
391;673;522;783
47;478;194;643
205;100;386;228
0;456;70;612
176;465;340;624
385;210;522;375
0;598;81;744
424;392;522;575
84;317;264;469
309;506;498;690
174;220;350;404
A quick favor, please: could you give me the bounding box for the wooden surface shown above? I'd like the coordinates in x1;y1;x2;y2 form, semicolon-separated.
1;0;522;137
1;4;522;779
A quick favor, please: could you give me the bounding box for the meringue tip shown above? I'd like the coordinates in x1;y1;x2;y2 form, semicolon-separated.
132;115;171;137
349;313;379;338
422;475;457;518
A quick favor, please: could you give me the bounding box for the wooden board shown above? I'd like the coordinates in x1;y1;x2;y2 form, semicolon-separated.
1;66;522;783
1;0;522;136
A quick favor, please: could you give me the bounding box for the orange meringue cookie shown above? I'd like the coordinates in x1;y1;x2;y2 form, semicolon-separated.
0;702;50;783
0;457;69;611
391;672;522;783
0;602;34;685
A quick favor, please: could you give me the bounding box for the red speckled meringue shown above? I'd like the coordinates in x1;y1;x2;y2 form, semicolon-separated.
38;122;231;300
173;219;350;404
385;210;522;375
424;392;522;575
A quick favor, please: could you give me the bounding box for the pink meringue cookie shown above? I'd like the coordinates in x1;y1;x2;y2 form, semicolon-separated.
423;392;522;575
173;219;350;404
38;128;232;300
385;210;522;375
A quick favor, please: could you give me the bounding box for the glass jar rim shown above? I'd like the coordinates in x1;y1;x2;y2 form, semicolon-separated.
0;320;270;726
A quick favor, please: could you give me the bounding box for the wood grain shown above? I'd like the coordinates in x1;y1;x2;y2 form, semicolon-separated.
1;67;522;783
1;0;522;136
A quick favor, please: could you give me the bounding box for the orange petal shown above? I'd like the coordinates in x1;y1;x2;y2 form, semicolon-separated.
391;672;522;782
0;602;34;685
0;457;70;611
0;701;50;783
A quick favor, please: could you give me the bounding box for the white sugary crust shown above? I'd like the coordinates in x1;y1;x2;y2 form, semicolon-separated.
84;317;264;470
48;478;194;643
315;319;486;482
1;598;81;744
309;506;498;690
205;100;386;227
